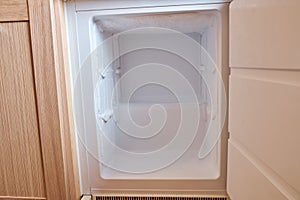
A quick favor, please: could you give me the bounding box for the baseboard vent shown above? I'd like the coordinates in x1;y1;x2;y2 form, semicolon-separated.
95;194;228;200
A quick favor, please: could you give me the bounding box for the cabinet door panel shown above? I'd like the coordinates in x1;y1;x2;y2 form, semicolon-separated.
230;69;300;192
0;0;28;22
227;140;288;200
228;0;300;199
230;0;300;70
228;69;300;199
0;22;46;199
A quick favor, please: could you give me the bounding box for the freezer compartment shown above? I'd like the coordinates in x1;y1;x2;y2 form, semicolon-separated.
91;10;222;180
67;1;229;193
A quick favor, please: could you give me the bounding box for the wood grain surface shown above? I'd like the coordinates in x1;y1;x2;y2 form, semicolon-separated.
0;0;28;22
0;22;46;199
27;0;80;199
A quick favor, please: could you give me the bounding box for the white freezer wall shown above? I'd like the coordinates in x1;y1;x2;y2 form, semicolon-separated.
75;0;231;11
92;11;221;178
65;2;230;195
227;0;300;199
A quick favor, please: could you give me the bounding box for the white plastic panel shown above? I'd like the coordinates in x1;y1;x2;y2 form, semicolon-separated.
227;140;288;200
228;69;300;198
75;0;232;11
228;0;300;199
230;0;300;70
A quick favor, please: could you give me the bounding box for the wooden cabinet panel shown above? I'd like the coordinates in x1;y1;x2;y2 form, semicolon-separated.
26;0;80;199
0;1;79;199
0;22;46;199
0;0;28;22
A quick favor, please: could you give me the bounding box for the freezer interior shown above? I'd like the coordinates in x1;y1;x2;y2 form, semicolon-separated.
75;10;224;180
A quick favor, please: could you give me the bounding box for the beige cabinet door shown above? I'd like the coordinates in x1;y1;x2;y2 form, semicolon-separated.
0;22;46;200
227;0;300;199
0;0;80;199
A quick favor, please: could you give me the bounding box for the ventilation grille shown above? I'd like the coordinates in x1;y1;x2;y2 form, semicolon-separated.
95;195;228;200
